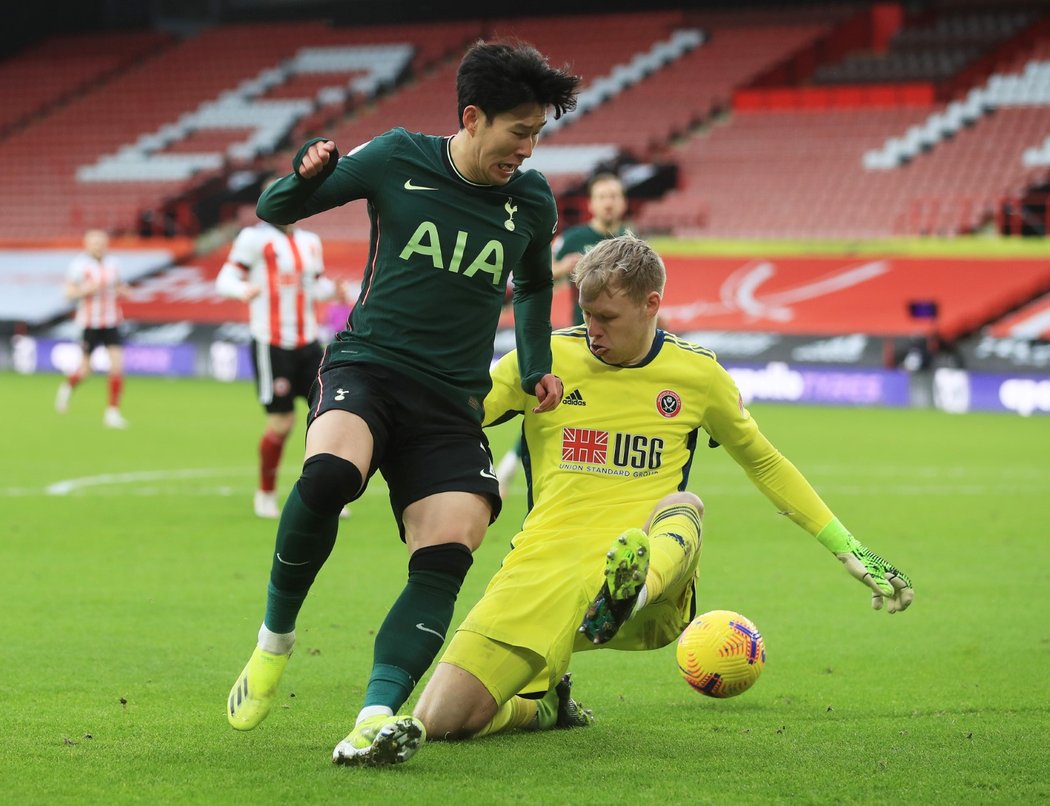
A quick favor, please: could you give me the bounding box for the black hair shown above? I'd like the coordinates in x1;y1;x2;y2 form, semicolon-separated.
456;39;581;126
588;171;624;195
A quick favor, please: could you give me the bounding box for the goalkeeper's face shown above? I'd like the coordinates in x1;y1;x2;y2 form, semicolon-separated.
580;283;661;367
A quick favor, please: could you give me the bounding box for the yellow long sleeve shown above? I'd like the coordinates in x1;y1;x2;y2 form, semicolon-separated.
721;430;835;537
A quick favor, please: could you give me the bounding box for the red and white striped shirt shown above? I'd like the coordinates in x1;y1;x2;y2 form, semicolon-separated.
219;222;332;349
68;252;123;329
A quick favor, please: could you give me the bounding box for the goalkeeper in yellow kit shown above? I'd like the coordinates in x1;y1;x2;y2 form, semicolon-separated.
410;235;914;745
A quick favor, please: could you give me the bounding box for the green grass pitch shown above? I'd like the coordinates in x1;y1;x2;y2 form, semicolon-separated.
2;372;1048;804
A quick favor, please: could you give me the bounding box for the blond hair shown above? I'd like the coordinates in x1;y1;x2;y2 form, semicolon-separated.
572;234;665;304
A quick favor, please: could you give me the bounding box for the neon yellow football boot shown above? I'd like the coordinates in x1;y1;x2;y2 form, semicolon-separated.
227;646;291;731
331;715;426;766
579;528;650;644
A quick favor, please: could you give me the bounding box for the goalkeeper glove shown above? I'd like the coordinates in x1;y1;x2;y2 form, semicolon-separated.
818;520;914;613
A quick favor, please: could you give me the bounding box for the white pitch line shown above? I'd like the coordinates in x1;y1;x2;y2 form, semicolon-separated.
0;467;390;498
44;468;251;496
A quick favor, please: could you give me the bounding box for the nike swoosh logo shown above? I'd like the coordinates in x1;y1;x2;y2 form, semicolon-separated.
415;623;444;639
276;553;309;566
479;469;498;480
404;179;438;191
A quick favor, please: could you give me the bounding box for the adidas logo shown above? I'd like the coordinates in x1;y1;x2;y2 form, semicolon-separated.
562;388;587;406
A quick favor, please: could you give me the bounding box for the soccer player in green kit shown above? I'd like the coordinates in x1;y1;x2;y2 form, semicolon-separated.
411;235;914;747
553;171;630;326
225;40;580;766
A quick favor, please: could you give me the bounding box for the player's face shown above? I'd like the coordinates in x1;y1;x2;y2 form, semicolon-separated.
84;230;108;258
581;284;660;366
588;179;627;230
465;103;547;185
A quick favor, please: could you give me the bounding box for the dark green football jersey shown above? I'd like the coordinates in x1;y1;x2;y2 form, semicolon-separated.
555;223;630;325
257;128;558;417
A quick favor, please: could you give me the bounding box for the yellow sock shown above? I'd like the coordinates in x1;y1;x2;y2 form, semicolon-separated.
474;695;538;738
643;504;703;603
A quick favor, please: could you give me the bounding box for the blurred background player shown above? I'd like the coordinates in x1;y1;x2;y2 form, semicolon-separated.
495;172;630;497
215;216;352;519
553;171;630;326
412;235;914;748
55;229;131;428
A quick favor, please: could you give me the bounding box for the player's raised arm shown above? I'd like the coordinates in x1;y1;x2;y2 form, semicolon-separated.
296;139;338;179
257;139;342;225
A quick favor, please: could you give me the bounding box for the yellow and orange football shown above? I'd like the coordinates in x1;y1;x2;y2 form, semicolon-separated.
676;610;766;698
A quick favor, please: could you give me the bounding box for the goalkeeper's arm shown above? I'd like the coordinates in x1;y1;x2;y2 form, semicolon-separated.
721;432;914;614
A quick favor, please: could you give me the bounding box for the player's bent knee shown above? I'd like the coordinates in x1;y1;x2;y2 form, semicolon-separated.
410;543;474;582
655;491;703;519
415;678;496;741
296;453;364;516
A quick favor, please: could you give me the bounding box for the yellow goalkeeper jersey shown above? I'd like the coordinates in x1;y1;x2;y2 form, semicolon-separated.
484;327;835;539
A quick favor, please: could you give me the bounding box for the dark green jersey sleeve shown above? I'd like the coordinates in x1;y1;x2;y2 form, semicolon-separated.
257;135;395;224
512;193;557;393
